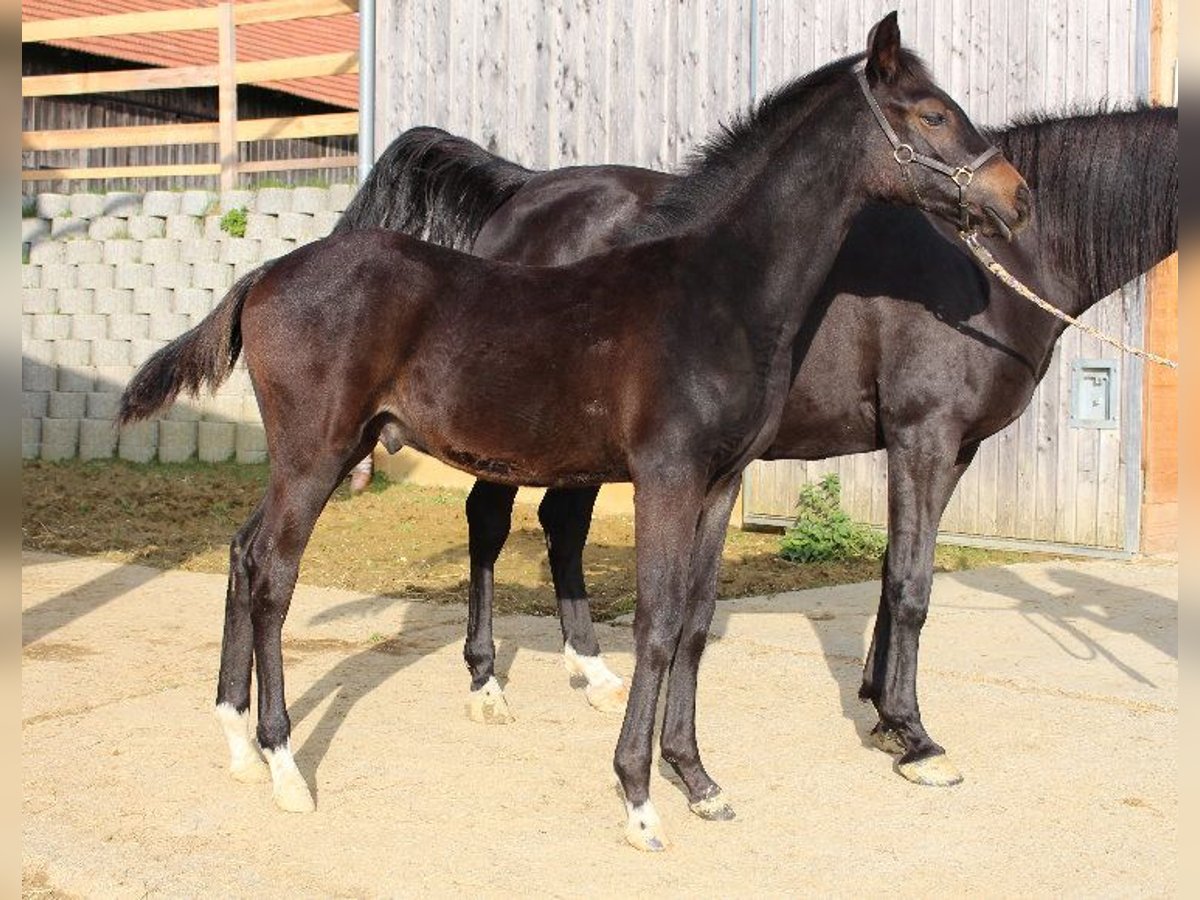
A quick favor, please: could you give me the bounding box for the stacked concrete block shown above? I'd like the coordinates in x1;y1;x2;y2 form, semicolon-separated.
243;214;278;240
328;183;355;212
181;190;218;217
118;421;158;463
79;419;118;460
142;191;181;217
198;422;236;462
253;188;292;215
65;240;103;264
20;185;354;463
102;191;141;218
158;420;198;463
166;215;202;240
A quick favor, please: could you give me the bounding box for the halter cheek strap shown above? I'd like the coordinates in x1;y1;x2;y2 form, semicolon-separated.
852;59;999;228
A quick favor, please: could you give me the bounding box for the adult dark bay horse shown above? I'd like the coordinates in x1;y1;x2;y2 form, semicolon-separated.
342;103;1176;786
119;15;1030;850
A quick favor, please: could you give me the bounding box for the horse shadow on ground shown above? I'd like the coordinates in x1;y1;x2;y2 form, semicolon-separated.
21;550;188;647
946;564;1177;685
23;542;1174;796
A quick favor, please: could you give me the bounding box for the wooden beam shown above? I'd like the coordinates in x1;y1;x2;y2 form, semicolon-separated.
22;7;217;42
22;121;218;151
21;163;221;181
236;112;359;141
234;0;359;27
238;155;358;173
22;112;360;152
218;2;238;192
21;53;359;98
238;51;360;84
22;0;358;43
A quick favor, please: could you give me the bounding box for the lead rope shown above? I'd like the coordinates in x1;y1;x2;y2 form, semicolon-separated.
959;230;1178;369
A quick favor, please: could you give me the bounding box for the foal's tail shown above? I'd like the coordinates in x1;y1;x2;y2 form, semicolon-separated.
117;266;269;425
333;126;536;251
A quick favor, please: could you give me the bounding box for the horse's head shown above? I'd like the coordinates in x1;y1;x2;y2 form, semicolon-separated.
857;12;1031;239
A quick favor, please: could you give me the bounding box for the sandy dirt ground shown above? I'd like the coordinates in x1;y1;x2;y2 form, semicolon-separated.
22;551;1176;897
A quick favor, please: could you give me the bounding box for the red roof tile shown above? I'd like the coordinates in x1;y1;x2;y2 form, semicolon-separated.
23;0;359;110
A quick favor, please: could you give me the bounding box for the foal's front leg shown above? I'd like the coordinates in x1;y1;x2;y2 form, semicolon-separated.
659;476;741;821
538;487;627;713
614;468;706;851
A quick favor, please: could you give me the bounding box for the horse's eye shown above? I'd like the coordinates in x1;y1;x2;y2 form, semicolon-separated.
920;112;947;127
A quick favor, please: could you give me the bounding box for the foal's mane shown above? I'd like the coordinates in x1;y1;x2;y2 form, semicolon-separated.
987;105;1177;298
628;49;932;240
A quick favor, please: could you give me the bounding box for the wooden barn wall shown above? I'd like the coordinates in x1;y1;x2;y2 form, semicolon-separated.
21;46;357;194
373;0;1146;552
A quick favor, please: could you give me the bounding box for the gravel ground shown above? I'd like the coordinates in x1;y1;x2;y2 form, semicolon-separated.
22;551;1176;897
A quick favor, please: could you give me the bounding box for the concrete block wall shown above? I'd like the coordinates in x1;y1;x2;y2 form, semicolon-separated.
21;186;354;463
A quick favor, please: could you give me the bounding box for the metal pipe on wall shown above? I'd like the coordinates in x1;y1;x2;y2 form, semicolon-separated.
358;0;376;182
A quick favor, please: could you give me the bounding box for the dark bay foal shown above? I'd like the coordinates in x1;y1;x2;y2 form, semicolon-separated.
345;105;1175;787
119;15;1029;849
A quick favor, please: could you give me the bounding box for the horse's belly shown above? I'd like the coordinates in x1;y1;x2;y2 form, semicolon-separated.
405;407;627;488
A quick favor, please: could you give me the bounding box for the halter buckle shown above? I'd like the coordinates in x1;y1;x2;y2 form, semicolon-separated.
893;144;916;165
952;167;974;188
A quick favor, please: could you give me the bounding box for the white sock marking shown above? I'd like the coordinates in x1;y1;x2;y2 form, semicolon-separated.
564;643;623;689
215;703;261;771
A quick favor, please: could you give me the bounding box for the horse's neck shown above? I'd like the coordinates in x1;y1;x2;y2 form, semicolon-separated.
694;112;870;347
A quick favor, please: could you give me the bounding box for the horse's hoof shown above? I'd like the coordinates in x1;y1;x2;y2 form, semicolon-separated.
624;801;669;852
273;772;316;813
585;679;629;714
898;752;963;787
230;754;271;784
869;724;906;756
467;676;514;725
688;790;735;821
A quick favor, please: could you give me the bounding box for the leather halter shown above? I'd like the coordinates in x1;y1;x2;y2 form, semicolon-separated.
853;59;999;229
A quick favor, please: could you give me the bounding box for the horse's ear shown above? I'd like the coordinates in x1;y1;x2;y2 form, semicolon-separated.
865;11;902;85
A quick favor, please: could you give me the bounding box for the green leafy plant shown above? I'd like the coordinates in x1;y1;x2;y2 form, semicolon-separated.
219;206;248;237
779;474;886;563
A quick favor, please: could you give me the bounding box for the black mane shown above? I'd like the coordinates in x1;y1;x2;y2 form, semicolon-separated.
988;105;1177;298
628;49;932;240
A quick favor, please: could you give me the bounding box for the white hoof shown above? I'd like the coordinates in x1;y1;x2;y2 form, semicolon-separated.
624;800;668;852
584;679;629;714
231;754;271;784
564;644;626;714
467;676;514;725
216;703;270;784
264;745;316;813
898;753;964;787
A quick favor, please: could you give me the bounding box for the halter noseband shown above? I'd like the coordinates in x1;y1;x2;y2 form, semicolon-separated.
853;59;999;229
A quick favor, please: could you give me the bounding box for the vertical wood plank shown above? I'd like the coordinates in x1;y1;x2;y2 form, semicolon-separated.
217;1;237;191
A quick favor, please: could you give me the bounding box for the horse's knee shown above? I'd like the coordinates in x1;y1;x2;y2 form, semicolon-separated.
887;580;931;630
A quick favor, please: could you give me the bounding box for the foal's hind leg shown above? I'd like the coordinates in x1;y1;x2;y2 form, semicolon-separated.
540;487;627;713
659;476;741;822
464;481;518;724
215;502;270;783
245;462;347;812
860;441;974;787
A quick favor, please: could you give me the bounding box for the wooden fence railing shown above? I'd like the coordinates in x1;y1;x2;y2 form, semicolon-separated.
21;0;360;189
